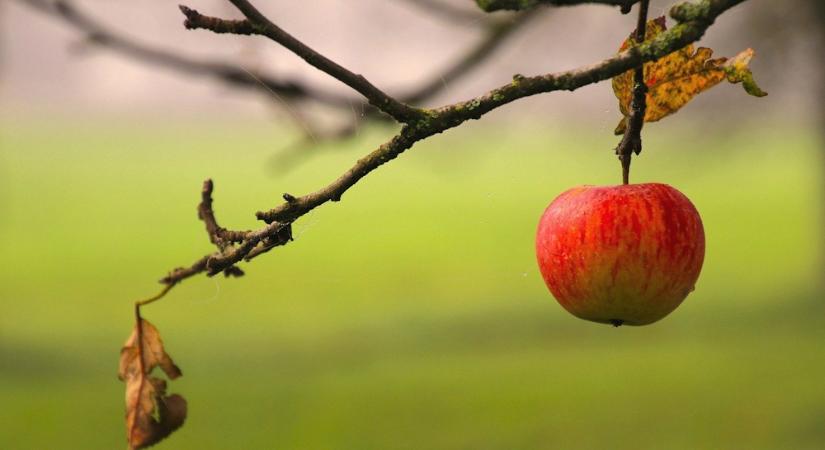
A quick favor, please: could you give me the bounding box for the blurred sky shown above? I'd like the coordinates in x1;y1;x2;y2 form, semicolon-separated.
1;0;820;127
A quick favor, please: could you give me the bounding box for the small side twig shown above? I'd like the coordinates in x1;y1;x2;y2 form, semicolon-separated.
614;0;650;185
162;180;293;284
198;179;248;251
159;217;292;285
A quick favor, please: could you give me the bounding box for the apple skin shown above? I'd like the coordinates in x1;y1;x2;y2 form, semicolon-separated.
535;183;705;326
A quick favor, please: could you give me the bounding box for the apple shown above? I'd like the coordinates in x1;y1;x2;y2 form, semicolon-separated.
535;183;705;326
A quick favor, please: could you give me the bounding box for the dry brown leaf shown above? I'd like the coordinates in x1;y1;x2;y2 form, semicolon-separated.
119;318;187;449
612;17;767;134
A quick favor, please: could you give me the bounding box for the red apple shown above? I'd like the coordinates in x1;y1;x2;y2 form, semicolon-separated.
535;183;705;326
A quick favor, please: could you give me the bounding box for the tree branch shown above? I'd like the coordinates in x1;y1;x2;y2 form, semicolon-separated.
17;0;354;108
161;181;293;285
181;2;426;123
253;0;746;225
154;0;747;294
267;9;539;172
20;0;538;151
474;0;639;13
402;10;542;105
615;0;649;184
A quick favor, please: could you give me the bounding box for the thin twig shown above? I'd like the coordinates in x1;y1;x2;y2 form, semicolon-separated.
131;303;147;446
135;284;176;308
198;179;248;251
198;179;225;249
182;2;426;123
16;0;353;108
615;0;650;184
402;10;542;105
21;0;538;149
159;217;291;285
270;8;541;171
475;0;639;13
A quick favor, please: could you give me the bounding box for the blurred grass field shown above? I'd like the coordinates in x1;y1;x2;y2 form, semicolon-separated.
0;119;823;449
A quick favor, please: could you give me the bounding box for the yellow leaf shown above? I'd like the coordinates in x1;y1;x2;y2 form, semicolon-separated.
119;318;187;449
612;17;767;135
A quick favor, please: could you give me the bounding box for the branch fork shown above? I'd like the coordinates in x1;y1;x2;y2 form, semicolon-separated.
180;2;425;123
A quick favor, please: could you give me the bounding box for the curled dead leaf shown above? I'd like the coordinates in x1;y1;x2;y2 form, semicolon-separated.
119;318;187;449
612;17;767;135
723;48;768;97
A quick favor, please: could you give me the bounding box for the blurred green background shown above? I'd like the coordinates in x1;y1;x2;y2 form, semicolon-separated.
4;0;825;447
1;118;823;449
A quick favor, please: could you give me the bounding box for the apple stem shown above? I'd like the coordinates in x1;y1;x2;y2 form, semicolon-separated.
621;158;631;185
615;0;650;185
